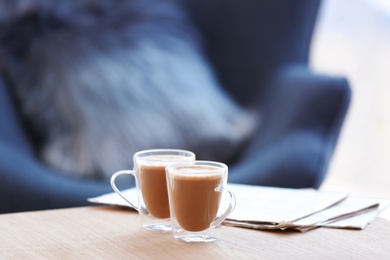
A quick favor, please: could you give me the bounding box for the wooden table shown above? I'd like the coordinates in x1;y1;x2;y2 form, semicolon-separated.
1;206;389;259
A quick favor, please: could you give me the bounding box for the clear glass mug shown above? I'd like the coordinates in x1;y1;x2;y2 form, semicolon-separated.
166;161;236;242
110;149;195;232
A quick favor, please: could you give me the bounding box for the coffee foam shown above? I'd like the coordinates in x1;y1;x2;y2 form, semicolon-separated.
138;155;193;167
168;165;224;179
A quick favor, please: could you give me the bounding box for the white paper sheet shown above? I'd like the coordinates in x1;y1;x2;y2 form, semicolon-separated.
323;199;390;230
226;184;348;224
88;188;137;209
281;197;381;232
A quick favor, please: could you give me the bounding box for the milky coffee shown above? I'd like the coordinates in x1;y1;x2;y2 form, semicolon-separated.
168;165;224;232
138;155;190;219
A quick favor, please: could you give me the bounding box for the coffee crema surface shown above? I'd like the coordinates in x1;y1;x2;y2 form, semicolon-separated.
168;165;224;231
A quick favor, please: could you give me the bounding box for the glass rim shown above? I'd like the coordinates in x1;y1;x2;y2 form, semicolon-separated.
134;149;195;158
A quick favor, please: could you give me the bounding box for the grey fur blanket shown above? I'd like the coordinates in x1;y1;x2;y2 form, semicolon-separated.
0;0;256;179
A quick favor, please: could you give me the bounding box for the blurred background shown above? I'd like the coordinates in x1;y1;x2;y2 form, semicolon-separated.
311;0;390;219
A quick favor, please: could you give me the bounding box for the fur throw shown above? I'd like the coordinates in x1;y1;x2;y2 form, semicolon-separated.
0;0;257;179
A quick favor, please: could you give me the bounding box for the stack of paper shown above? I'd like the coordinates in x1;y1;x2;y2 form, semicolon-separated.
224;184;389;232
88;183;390;232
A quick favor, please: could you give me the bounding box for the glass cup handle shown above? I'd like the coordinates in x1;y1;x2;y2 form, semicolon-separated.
210;186;236;229
110;170;139;210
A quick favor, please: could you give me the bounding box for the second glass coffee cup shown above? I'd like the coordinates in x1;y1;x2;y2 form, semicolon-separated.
166;161;236;242
110;149;195;232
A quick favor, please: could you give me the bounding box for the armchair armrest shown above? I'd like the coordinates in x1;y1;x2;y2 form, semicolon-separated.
229;65;351;188
258;65;351;149
0;76;121;213
0;140;118;213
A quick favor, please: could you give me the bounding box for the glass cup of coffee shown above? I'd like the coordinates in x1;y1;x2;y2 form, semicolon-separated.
110;149;195;232
166;161;236;242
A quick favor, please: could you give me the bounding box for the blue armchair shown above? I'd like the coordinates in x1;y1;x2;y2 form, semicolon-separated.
0;0;351;213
